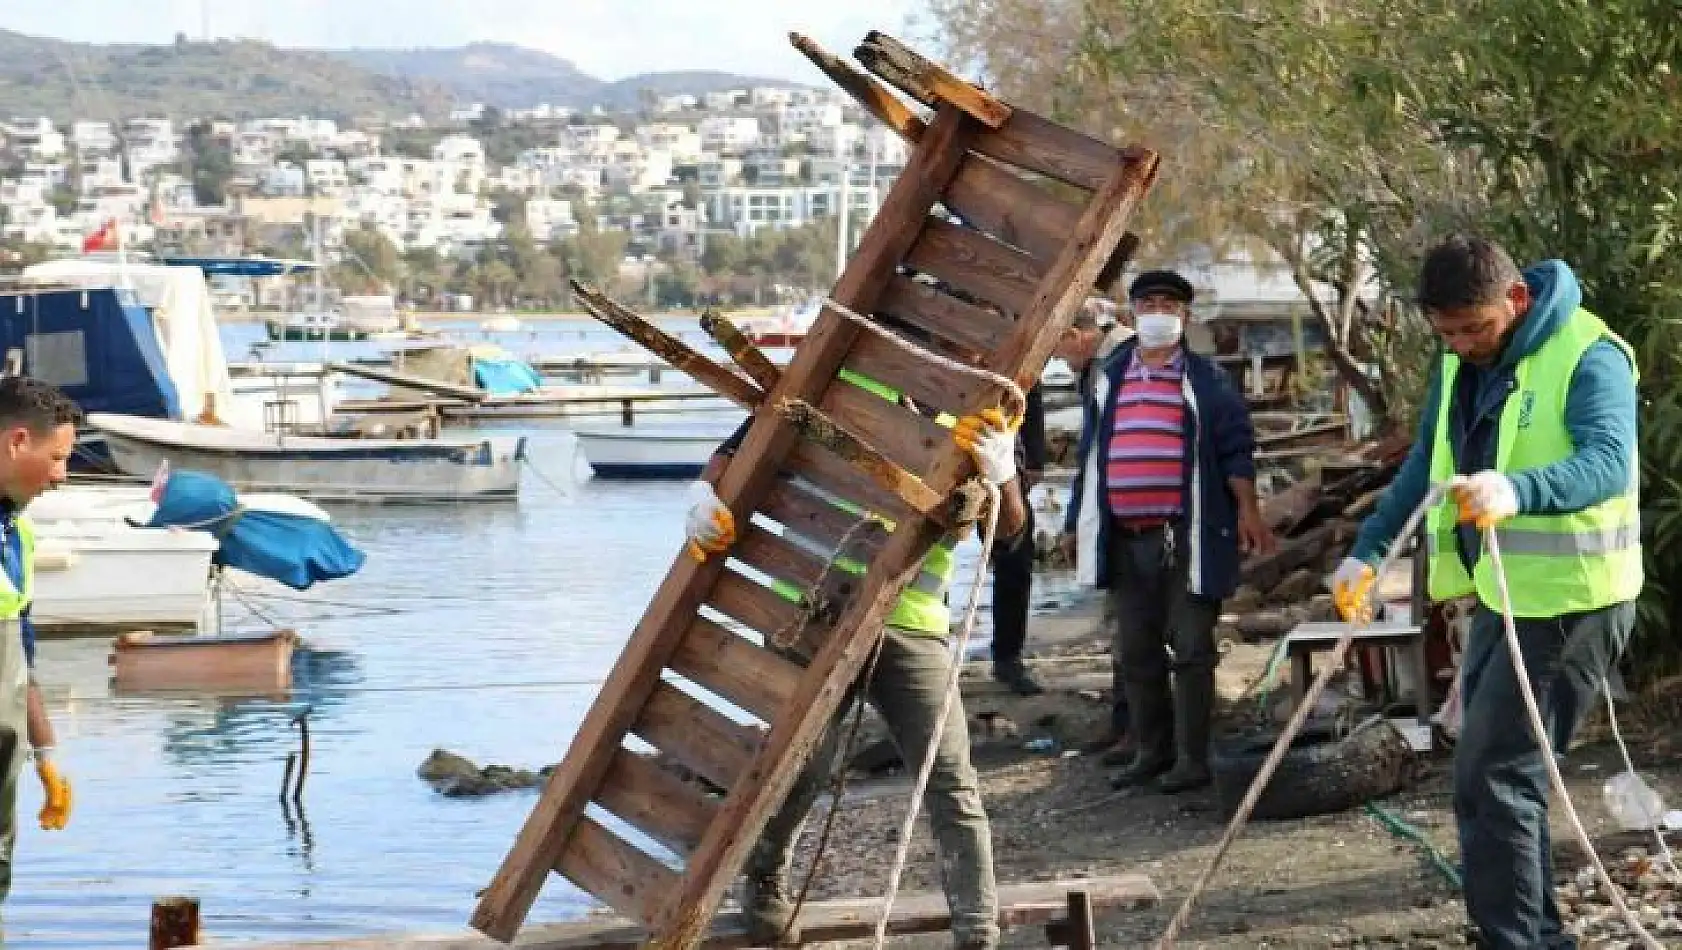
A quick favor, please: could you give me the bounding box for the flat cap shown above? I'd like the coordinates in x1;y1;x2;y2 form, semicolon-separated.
1128;269;1195;304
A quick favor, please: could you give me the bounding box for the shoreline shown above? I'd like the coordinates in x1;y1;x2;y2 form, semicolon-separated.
216;307;782;326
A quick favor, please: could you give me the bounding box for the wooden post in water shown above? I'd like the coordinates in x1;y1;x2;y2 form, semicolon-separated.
150;896;200;949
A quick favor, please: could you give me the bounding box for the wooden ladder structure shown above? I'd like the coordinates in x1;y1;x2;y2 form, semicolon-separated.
472;31;1161;948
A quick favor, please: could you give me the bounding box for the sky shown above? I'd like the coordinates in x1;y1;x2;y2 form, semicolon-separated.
0;1;933;82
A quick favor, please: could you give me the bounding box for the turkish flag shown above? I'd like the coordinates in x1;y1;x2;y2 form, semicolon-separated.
81;219;118;253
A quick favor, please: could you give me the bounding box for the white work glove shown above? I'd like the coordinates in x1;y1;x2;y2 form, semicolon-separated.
1330;556;1378;625
953;408;1020;486
684;481;736;561
1451;472;1519;528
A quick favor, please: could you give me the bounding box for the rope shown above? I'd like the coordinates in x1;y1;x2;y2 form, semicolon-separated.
1154;484;1665;949
1602;679;1680;876
870;478;1003;950
1153;482;1448;948
1483;528;1663;949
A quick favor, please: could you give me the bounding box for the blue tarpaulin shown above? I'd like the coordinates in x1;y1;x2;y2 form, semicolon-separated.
0;287;181;419
473;357;543;395
145;471;366;590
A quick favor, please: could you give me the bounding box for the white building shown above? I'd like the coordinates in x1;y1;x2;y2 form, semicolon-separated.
750;87;794;109
8;119;65;160
525;198;577;242
635;124;704;163
699;117;762;154
70;121;117;156
260;164;307;198
306;159;350;196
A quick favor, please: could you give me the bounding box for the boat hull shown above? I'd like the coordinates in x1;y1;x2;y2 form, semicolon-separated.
89;415;526;503
574;425;736;480
30;527;217;634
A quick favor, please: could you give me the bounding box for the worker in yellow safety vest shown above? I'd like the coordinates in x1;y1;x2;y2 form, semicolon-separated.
685;366;1027;950
1334;235;1640;950
0;377;79;920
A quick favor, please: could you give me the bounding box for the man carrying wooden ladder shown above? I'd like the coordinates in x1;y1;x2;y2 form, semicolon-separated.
686;371;1028;950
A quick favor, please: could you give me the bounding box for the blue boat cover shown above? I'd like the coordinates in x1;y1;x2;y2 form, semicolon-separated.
0;288;181;418
159;256;317;278
472;357;543;395
146;470;367;590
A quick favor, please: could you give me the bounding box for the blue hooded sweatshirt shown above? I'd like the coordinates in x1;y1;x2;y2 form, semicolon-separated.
1350;259;1639;572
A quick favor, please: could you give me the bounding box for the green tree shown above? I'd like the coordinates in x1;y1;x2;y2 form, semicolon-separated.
333;224;402;294
183;120;234;206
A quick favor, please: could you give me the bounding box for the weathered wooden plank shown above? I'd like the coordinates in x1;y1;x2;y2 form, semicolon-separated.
876;274;1014;355
969;113;1127;193
943;155;1083;263
699;310;781;393
202;876;1161;949
840;330;993;420
553;815;678;927
640;105;982;949
790;33;924;141
783;442;912;529
854;31;1011;129
633;681;763;792
706;567;804;643
594;749;720;857
573;284;764;411
820;374;950;481
985;152;1161;395
761;478;890;556
903;217;1043;317
729;524;826;594
669;616;801;721
776;398;946;521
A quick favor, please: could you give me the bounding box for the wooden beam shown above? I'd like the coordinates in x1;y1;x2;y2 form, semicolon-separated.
594;750;720;856
903;216;1044;317
699;310;781;392
199;876;1161;949
984;152;1162;400
669;617;802;721
876;275;1014;355
572;283;764;411
790;33;925;141
552;816;678;926
632;682;764;791
637;105;980;950
944;155;1082;263
324;361;488;402
854;31;1011;129
777;398;946;522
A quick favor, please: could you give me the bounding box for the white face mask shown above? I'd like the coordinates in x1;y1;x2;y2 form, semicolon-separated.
1135;312;1183;348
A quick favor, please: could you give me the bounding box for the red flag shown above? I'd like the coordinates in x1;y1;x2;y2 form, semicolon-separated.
81;219;118;253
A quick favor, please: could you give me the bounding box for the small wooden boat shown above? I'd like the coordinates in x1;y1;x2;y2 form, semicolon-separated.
110;628;297;693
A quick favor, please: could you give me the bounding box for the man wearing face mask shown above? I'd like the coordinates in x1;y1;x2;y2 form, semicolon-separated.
1063;270;1274;793
1334;236;1639;949
0;377;78;919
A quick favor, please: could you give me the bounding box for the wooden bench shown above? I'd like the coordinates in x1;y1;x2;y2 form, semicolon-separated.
1285;621;1431;737
182;877;1158;950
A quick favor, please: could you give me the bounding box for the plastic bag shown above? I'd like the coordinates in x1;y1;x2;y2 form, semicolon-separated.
1604;770;1668;831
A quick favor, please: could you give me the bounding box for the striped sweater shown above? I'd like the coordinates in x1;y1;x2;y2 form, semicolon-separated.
1104;350;1186;522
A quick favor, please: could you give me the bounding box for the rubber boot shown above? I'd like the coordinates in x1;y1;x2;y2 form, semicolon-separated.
1156;667;1215;793
1110;676;1174;788
992;659;1045;696
741;869;801;945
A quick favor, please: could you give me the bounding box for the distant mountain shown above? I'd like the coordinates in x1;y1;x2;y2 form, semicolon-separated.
328;42;797;110
0;32;798;124
0;30;452;122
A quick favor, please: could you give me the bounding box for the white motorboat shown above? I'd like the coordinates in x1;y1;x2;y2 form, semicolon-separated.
573;420;742;479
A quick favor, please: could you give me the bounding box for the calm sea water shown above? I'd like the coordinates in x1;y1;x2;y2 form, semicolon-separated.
6;319;1075;946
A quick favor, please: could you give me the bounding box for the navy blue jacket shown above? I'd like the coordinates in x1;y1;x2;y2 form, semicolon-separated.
1064;340;1257;600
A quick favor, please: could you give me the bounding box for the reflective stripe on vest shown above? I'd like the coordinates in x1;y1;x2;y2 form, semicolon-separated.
1423;307;1642;617
763;369;958;636
0;513;34;621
